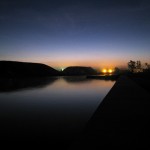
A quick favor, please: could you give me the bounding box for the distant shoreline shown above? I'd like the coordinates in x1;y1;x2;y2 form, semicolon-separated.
0;60;98;78
87;74;119;80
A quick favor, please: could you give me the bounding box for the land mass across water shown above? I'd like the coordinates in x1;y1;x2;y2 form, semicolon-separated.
0;61;99;78
0;60;59;78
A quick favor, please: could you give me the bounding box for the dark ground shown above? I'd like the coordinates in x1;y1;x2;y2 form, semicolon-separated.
128;72;150;92
68;75;150;150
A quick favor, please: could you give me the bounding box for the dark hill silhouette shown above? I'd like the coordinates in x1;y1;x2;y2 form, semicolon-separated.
0;61;59;78
62;66;98;76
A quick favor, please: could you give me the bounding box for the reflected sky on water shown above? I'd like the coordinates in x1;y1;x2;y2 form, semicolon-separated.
0;76;115;141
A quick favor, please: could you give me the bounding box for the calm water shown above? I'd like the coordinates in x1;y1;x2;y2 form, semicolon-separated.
0;76;115;142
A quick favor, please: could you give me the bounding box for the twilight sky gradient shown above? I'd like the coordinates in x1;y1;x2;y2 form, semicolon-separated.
0;0;150;69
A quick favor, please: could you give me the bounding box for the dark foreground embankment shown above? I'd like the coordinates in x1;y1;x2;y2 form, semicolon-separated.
128;72;150;92
69;76;150;150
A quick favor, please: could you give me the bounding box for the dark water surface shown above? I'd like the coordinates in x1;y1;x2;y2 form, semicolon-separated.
0;76;115;146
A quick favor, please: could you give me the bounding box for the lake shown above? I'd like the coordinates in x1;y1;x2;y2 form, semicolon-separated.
0;76;115;146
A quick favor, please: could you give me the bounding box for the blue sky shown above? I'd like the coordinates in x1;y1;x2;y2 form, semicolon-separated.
0;0;150;69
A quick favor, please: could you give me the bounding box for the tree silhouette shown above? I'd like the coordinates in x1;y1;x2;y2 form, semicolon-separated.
145;63;150;69
136;60;142;72
128;60;136;73
128;60;142;73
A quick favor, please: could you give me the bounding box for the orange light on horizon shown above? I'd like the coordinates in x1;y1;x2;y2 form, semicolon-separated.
102;68;113;74
102;69;107;73
108;69;113;73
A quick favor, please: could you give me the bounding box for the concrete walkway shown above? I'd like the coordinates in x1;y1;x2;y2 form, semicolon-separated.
69;76;150;150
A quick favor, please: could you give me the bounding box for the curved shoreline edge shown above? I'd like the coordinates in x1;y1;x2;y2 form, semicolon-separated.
70;75;150;149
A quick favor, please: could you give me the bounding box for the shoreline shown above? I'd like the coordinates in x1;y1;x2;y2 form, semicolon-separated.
87;74;119;80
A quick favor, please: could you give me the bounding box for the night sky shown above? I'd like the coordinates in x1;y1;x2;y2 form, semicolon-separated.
0;0;150;69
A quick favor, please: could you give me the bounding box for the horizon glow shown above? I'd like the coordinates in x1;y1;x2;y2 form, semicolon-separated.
0;0;150;69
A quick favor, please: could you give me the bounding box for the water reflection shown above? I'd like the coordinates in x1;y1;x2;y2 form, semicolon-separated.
0;77;58;92
0;77;115;145
63;76;92;83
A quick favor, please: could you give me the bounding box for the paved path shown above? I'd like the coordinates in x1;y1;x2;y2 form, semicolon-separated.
69;76;150;150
